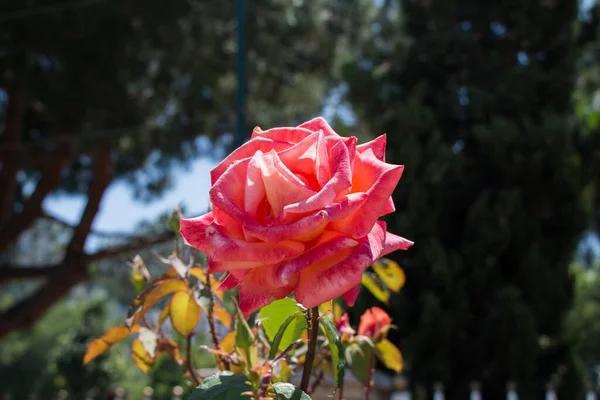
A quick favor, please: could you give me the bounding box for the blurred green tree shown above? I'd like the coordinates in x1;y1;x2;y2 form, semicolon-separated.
0;0;363;339
343;0;595;398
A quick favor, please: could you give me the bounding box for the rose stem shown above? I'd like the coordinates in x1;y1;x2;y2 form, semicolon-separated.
300;306;320;392
205;273;229;370
364;352;375;400
186;334;202;386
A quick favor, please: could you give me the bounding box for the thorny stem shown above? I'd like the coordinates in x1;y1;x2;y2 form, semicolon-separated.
273;339;303;363
337;381;344;400
365;353;375;400
300;307;319;392
205;274;230;370
307;369;325;395
186;334;202;386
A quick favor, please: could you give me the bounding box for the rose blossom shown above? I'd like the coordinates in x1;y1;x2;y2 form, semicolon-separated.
180;117;412;315
358;307;392;339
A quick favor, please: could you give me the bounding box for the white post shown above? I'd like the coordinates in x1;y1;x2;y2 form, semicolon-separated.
470;381;482;400
171;386;183;400
545;383;557;400
506;381;518;400
142;386;154;400
585;382;597;400
433;382;445;400
390;376;412;400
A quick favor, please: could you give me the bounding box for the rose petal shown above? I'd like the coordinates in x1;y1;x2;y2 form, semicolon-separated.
277;130;330;188
251;126;313;143
282;139;354;216
342;286;360;307
294;223;388;308
180;215;305;263
210;137;291;184
244;154;266;218
210;157;257;225
275;233;359;285
207;258;268;273
382;197;396;215
297;117;339;137
357;134;386;161
238;266;296;316
257;150;315;219
330;149;404;238
218;273;241;290
381;229;414;256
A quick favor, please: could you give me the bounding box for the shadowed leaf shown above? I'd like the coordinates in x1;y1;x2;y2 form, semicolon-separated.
373;258;405;292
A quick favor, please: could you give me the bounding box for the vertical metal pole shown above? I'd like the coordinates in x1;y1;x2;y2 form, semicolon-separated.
235;0;247;148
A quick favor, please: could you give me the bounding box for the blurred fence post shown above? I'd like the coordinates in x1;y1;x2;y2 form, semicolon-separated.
433;382;445;400
470;381;482;400
142;387;154;400
506;381;518;400
171;386;183;400
545;383;557;400
390;375;411;400
586;382;597;400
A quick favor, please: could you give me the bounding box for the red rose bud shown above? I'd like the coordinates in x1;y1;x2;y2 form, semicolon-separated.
358;307;392;339
334;313;356;336
180;117;413;315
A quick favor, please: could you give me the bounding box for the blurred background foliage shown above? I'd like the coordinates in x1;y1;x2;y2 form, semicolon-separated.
3;0;600;399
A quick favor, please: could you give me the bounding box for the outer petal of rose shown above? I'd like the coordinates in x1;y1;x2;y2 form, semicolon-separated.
330;149;404;238
207;258;268;273
297;117;339;137
180;216;304;263
244;153;266;218
257;150;315;219
382;197;396;215
210;137;292;184
356;134;386;162
210;157;257;225
381;229;414;256
275;234;359;285
251;126;313;143
282;139;354;216
294;222;387;308
238;267;296;316
342;286;360;307
218;273;241;290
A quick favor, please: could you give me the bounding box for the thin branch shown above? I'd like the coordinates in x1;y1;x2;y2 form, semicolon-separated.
0;88;24;223
0;154;68;251
273;339;304;363
0;263;59;281
186;334;202;386
66;148;112;254
307;369;325;395
365;353;375;400
42;211;136;239
300;307;320;392
205;274;229;370
0;260;87;340
86;231;173;261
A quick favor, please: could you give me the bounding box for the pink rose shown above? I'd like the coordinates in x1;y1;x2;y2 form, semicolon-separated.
180;117;413;315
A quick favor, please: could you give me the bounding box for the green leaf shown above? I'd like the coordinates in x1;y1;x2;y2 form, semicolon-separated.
259;298;306;353
361;272;390;304
320;315;345;388
235;311;255;351
272;383;312;400
168;208;181;233
189;372;251;399
268;313;304;359
375;338;403;373
345;337;374;385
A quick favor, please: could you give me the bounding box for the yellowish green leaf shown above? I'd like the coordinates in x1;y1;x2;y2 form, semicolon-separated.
361;273;390;304
373;258;405;292
132;338;155;373
220;331;236;353
169;290;202;336
83;324;140;365
213;301;233;329
375;338;403;373
126;279;188;328
158;304;170;327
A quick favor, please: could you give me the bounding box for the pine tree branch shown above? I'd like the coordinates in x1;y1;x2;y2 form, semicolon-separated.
86;231;174;261
0;263;59;281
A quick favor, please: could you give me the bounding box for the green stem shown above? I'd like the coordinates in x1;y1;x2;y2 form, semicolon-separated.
300;307;319;392
364;353;375;400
